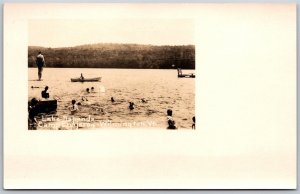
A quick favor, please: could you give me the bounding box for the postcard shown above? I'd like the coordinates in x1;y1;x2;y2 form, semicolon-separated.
3;3;296;189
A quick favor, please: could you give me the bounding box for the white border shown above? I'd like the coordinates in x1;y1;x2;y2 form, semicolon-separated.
3;3;296;189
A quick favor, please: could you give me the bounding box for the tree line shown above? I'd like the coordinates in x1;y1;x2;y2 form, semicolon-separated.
28;43;195;69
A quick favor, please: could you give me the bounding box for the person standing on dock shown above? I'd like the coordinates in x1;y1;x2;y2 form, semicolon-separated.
36;51;45;81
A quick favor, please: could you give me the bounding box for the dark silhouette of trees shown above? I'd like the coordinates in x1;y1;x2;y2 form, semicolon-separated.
28;43;195;69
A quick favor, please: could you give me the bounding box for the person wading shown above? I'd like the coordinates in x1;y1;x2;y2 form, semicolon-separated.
36;51;45;81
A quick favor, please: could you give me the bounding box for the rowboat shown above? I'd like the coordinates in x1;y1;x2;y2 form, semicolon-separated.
71;77;101;82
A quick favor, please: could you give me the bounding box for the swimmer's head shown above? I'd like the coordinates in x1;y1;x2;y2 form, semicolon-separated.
72;100;76;104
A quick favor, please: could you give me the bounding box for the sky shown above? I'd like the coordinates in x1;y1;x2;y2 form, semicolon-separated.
28;19;194;48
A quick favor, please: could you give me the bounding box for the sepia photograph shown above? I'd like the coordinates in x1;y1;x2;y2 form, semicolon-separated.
28;19;195;130
4;3;296;189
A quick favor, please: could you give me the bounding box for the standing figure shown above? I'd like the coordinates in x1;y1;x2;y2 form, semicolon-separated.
36;51;45;81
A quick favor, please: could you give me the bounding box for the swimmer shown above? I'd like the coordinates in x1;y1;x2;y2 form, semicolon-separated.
141;98;147;103
82;96;88;101
31;86;40;89
167;109;177;129
129;102;135;110
192;116;195;129
86;88;90;93
91;87;95;92
111;97;115;103
70;99;79;113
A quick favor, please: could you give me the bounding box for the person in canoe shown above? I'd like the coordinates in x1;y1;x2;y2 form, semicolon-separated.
80;73;84;80
36;51;45;81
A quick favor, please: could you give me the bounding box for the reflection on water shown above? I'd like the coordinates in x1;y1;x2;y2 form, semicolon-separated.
28;68;195;129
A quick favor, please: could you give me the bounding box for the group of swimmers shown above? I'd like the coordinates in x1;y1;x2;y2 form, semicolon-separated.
85;87;95;93
29;85;196;129
166;109;195;130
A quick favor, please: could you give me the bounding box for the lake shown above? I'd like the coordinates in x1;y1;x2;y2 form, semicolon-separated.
28;68;195;129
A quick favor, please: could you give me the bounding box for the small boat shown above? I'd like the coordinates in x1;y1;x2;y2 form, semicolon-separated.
71;77;101;82
178;73;195;78
177;68;195;78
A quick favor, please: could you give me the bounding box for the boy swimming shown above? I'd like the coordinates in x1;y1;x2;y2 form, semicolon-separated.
70;99;79;114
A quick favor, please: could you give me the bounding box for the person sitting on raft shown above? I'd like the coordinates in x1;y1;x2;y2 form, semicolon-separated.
41;86;49;99
167;109;177;129
70;99;79;114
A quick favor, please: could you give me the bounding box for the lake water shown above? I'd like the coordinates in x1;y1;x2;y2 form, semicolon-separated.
28;68;195;129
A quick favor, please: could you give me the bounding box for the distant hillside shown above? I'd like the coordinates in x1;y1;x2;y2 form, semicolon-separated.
28;43;195;69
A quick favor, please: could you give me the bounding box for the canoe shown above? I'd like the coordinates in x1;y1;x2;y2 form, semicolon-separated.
71;77;101;82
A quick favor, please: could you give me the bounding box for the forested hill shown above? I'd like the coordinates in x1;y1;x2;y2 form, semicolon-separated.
28;43;195;69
